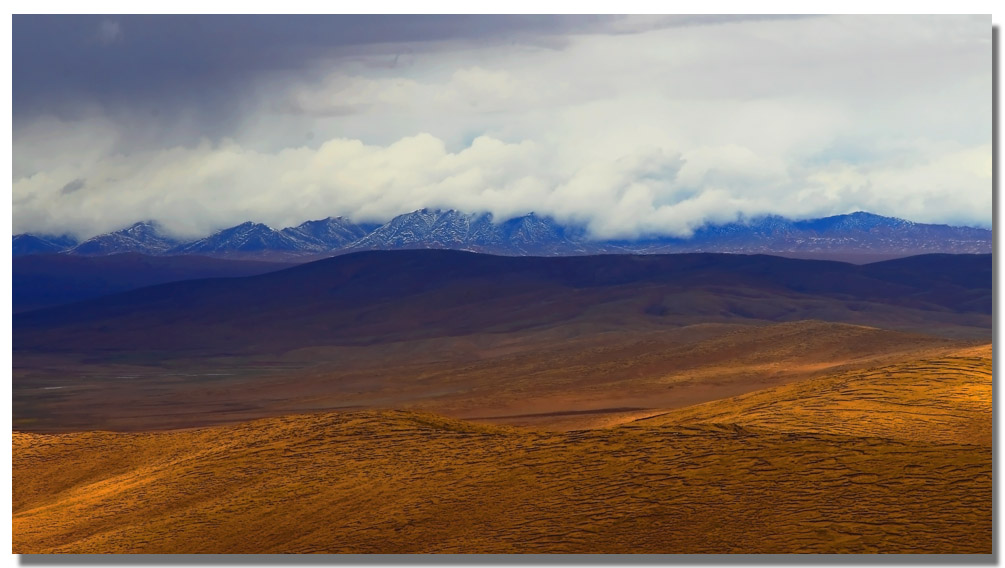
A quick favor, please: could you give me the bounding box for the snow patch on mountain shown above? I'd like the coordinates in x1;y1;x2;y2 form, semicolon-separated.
69;222;180;256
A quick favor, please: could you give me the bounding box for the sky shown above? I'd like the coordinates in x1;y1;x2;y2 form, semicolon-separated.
11;14;992;240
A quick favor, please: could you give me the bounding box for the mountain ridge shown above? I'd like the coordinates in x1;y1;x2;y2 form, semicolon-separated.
13;210;991;260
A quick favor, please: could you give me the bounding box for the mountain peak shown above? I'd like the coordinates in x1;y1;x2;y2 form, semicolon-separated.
232;221;268;230
347;208;586;255
69;220;180;256
795;212;915;234
281;217;373;250
172;221;305;256
12;233;79;256
120;220;169;237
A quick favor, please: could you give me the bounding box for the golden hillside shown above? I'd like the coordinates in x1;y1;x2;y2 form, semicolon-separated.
14;346;991;554
641;344;991;446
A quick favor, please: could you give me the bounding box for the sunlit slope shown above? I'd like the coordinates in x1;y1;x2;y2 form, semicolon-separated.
641;345;991;446
15;409;990;553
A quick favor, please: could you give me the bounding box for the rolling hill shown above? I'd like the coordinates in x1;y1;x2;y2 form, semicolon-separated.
12;249;991;553
13;345;990;553
13;253;292;312
12;250;990;433
642;344;992;446
13;251;991;357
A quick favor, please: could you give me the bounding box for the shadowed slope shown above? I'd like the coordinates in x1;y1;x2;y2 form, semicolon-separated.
13;253;292;312
13;251;992;357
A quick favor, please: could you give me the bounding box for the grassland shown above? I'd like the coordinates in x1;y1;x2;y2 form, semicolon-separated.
13;344;990;554
644;344;992;446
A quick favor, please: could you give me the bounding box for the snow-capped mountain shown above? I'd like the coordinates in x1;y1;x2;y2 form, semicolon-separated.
69;222;181;256
632;212;991;255
348;209;476;249
170;222;319;257
12;234;78;256
280;217;378;250
12;210;991;260
794;211;915;233
347;209;593;255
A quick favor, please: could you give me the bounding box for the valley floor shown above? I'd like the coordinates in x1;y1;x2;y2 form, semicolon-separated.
13;320;979;433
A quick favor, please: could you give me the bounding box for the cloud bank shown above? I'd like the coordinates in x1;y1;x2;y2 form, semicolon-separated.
12;15;991;240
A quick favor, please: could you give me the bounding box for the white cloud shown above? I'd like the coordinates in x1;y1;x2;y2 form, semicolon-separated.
12;15;991;239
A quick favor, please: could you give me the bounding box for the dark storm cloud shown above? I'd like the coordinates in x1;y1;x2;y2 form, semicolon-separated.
12;14;808;120
13;15;579;114
13;14;804;148
14;15;594;141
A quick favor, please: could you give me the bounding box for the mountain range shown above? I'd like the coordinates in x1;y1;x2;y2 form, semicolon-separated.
12;210;992;261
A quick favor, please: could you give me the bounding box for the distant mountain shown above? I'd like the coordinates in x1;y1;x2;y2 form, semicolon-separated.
350;210;989;259
69;222;181;256
12;234;77;256
617;212;991;256
11;211;992;260
348;209;593;255
280;217;379;250
169;222;322;258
